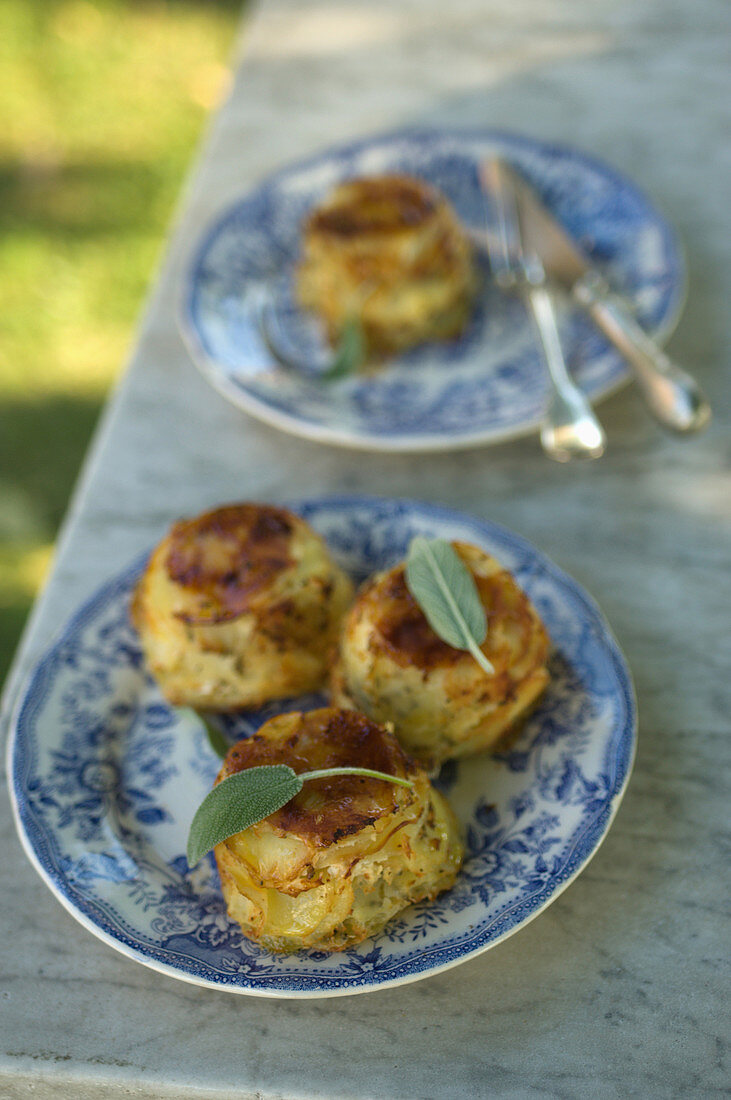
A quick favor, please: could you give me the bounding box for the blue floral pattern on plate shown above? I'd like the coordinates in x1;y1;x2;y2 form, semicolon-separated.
180;129;684;451
8;498;636;997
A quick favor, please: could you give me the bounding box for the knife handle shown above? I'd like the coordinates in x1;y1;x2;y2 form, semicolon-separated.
573;271;711;434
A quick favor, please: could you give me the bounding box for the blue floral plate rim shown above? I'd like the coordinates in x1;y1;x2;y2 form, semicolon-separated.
179;127;686;452
7;496;637;997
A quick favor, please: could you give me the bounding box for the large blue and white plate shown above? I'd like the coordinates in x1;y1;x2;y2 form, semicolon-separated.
8;498;636;997
181;128;684;451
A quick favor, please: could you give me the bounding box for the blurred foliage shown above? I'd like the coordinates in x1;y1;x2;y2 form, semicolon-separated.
0;0;239;686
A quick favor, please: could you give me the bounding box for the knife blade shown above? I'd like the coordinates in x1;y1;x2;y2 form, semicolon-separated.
499;161;711;434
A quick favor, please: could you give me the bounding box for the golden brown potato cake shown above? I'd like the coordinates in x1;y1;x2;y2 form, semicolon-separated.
296;174;476;358
331;543;550;770
214;707;463;953
131;504;353;710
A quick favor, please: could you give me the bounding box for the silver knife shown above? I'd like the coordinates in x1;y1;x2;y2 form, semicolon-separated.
501;162;711;434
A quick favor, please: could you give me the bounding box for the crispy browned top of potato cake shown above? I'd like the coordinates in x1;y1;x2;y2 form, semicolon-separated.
356;547;545;699
218;708;417;847
306;175;439;239
165;503;296;625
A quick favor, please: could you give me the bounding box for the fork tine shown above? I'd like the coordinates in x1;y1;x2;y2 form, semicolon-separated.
480;158;522;287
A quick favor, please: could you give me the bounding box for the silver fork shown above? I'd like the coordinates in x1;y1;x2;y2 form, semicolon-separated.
481;159;606;462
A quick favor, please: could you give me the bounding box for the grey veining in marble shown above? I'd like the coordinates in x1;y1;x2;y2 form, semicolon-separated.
2;0;729;1096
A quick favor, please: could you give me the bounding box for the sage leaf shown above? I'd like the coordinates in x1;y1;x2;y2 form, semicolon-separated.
405;536;495;676
178;708;229;759
187;765;302;866
186;764;415;866
198;712;230;759
321;316;366;381
299;767;415;789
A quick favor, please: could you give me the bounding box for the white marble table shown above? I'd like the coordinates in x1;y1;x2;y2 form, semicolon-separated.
2;0;729;1096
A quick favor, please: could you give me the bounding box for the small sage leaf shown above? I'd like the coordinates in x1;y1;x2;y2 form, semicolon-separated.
321;316;366;381
187;765;302;866
198;713;229;759
405;536;495;676
178;708;229;759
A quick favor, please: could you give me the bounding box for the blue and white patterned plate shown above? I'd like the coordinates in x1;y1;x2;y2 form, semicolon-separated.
8;498;636;997
180;128;684;451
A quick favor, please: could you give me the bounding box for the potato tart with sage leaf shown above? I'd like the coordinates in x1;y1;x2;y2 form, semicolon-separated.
131;503;353;710
331;540;550;770
208;707;463;953
296;174;476;360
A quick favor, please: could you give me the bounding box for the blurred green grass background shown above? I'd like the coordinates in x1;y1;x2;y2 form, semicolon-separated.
0;0;239;686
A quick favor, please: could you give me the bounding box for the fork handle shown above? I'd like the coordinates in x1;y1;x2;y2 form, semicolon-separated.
526;285;606;462
526;284;574;390
573;271;711;434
